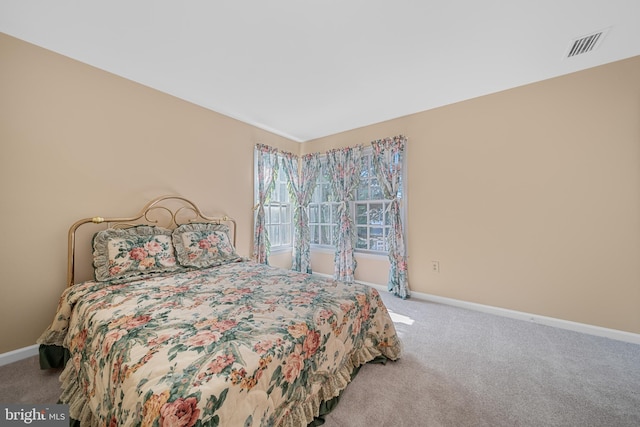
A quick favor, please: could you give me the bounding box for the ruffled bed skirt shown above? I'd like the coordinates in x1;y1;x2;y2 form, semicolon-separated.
41;341;399;427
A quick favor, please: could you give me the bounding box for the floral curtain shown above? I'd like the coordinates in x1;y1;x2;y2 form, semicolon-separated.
325;146;363;283
371;135;410;298
281;152;322;274
253;144;280;264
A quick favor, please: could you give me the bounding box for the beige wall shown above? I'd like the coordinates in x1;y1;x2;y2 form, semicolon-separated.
1;32;638;355
303;56;640;334
0;34;298;353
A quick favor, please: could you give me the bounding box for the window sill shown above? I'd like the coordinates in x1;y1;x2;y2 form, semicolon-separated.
310;246;388;259
270;246;292;254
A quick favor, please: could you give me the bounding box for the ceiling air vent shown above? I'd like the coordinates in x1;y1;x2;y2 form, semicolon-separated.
565;28;610;58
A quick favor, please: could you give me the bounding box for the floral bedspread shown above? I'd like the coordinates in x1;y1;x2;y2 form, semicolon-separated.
38;261;401;427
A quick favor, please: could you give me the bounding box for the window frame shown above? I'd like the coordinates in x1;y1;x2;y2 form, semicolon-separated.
308;147;405;255
353;149;394;254
308;162;339;249
254;153;293;252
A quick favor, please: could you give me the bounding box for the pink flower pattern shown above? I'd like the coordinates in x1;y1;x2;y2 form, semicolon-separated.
325;146;364;283
160;397;200;427
38;261;401;426
97;228;178;282
175;226;239;268
253;144;280;264
371;135;410;298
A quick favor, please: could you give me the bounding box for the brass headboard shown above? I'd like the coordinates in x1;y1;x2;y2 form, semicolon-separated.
67;195;236;287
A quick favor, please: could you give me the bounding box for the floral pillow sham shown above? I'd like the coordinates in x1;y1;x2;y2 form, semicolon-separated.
172;222;241;269
93;226;180;282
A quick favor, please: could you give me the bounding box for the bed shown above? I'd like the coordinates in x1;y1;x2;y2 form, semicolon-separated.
37;195;402;427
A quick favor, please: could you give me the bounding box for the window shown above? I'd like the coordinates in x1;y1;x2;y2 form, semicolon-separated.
309;148;403;254
308;162;339;247
266;165;292;248
355;151;394;252
257;157;292;250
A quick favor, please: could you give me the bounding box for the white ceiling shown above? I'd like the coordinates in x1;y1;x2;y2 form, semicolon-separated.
1;1;639;142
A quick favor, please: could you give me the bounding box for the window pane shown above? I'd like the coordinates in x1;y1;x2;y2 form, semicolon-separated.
281;224;290;245
321;183;332;202
271;205;280;223
384;203;391;225
283;205;291;224
321;225;332;245
310;225;318;244
264;205;271;223
267;225;275;244
370;203;383;225
280;183;288;202
357;182;369;200
360;157;370;178
356;227;368;249
371;178;384;199
309;204;318;223
370;227;384;251
271;225;280;246
321;204;330;223
356;204;367;225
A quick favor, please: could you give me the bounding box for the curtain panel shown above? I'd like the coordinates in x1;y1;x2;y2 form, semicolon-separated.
253;137;408;295
325;146;364;283
253;144;280;264
281;152;322;274
371;136;410;298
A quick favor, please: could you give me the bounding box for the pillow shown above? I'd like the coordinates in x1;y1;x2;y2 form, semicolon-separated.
93;226;180;282
172;222;241;268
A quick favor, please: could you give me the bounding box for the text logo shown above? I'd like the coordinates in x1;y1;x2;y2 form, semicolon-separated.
1;405;68;426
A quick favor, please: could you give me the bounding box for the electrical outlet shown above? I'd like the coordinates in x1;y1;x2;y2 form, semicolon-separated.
431;261;440;273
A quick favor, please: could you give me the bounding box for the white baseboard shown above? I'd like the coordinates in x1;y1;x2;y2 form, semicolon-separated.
407;289;640;345
312;273;640;345
4;277;638;366
0;344;39;367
